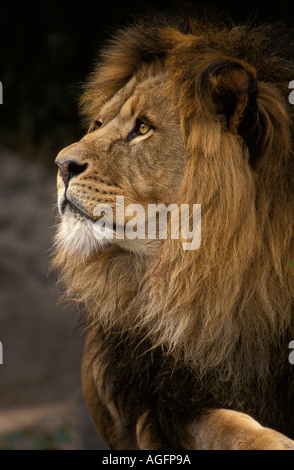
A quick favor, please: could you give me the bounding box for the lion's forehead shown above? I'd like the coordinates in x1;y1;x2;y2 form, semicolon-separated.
99;71;171;124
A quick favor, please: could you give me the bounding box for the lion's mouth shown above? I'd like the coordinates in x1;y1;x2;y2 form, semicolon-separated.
61;197;94;222
61;197;119;232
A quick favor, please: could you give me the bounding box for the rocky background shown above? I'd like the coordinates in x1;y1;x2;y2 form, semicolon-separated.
0;149;105;449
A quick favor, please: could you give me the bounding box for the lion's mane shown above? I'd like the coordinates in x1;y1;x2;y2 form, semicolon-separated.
54;16;294;441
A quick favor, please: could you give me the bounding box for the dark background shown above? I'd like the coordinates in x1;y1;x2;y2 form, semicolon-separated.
0;0;294;161
0;0;293;450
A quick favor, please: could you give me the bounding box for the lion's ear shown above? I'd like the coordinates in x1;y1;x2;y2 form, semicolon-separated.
201;60;258;131
200;60;260;157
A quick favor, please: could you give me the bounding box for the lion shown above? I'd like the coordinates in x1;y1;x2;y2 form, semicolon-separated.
53;15;294;450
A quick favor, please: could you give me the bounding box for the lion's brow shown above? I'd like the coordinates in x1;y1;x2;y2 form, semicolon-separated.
130;95;140;116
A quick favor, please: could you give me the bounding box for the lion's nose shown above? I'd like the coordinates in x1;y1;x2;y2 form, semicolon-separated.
55;160;88;187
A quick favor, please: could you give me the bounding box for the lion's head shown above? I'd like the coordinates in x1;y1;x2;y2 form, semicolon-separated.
54;18;294;383
55;66;185;257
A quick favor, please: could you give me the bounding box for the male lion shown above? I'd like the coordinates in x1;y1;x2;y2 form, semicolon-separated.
53;16;294;449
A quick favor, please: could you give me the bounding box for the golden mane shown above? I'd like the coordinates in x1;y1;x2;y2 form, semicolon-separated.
54;16;294;402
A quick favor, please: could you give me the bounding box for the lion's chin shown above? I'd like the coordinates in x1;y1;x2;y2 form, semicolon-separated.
55;212;111;261
55;211;159;260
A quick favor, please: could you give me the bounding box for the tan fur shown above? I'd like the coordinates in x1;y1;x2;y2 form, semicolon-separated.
53;17;294;449
186;410;294;450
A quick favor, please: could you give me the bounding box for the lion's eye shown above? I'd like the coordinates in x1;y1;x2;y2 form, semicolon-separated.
138;122;150;135
127;118;152;141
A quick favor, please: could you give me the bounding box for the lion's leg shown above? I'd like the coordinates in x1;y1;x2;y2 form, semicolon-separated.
186;409;294;450
81;337;138;449
136;409;294;450
136;412;164;450
81;356;115;448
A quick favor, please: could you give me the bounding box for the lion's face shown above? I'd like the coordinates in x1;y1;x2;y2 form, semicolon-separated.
55;71;185;256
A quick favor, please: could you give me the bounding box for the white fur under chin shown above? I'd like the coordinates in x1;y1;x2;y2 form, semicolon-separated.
54;209;160;261
54;212;110;261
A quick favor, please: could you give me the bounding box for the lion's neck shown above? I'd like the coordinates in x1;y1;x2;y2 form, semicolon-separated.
58;240;294;374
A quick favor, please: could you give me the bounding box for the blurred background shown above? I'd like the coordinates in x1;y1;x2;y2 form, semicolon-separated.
0;0;293;450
